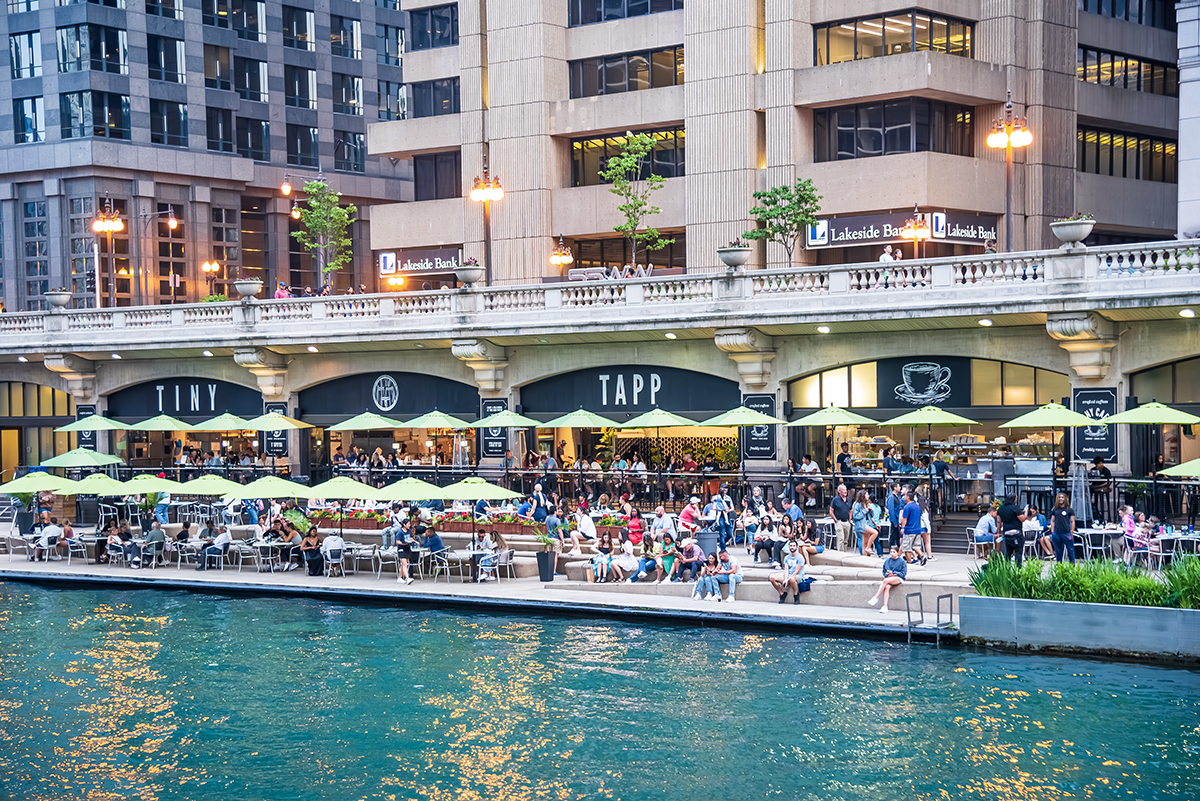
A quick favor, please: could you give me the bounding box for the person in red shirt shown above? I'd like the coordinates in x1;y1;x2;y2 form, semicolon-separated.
678;497;702;534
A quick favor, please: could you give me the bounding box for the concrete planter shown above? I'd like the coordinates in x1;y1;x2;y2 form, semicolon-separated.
717;247;752;268
233;279;263;299
960;595;1200;661
455;264;484;285
44;291;72;308
1049;219;1095;248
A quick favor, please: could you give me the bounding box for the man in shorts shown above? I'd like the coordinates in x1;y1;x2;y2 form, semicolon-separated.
898;491;927;565
769;540;808;604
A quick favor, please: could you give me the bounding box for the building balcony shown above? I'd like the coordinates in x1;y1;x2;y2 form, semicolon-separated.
549;85;684;138
368;116;463;160
551;176;686;237
1076;82;1178;136
1076;172;1177;234
809;152;1005;216
6;240;1197;356
795;50;1007;108
401;46;461;86
370;197;464;250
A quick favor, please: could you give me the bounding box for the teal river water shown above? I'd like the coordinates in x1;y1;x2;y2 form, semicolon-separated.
0;584;1197;801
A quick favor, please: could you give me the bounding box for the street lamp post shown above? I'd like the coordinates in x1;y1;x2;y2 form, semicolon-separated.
138;204;178;303
899;205;931;260
202;260;220;296
469;154;504;286
548;235;574;272
986;89;1033;253
91;195;124;308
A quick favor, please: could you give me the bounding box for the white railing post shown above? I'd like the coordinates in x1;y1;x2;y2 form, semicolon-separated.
545;288;562;308
931;261;953;287
828;268;850;294
312;300;327;319
113;311;127;328
170;307;185;326
626;283;644;304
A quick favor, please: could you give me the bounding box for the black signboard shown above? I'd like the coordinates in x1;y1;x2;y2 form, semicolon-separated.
1073;388;1117;462
806;211;998;248
742;393;777;460
263;402;289;458
519;365;739;416
107;378;260;419
480;398;508;458
297;372;478;420
76;404;96;450
876;356;972;409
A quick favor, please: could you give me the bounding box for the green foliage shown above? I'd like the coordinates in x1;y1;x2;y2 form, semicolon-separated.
596;427;617;465
138;492;162;515
291;181;357;288
598;132;673;267
283;508;311;535
970;555;1200;608
202;293;229;303
742;179;823;268
9;492;34;512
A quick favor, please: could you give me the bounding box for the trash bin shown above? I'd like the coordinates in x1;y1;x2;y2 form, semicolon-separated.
695;526;718;557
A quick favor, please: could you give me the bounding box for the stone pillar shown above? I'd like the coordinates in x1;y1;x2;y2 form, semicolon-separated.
1179;1;1200;238
43;355;97;404
1046;312;1117;381
715;328;775;389
234;348;288;399
451;338;508;396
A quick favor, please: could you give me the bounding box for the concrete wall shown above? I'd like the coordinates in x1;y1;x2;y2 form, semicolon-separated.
961;595;1200;660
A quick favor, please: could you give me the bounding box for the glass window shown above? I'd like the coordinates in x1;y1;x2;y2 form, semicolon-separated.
855;18;883;60
232;0;265;40
56;25;87;73
822;367;849;409
236;117;268;160
411;4;459;50
206;107;233;152
1036;369;1070;406
89;25;127;74
814;98;972;162
282;6;315;50
569;46;683;98
202;0;229;27
378;80;406;120
1172;359;1200;404
1080;0;1175;30
59;91;91;138
791;374;820;409
971;360;1002;406
204;44;231;90
149;99;187;146
409;78;459;117
147;35;185;83
286;124;319;166
883;14;912;55
91;91;129;139
377;25;404;65
1133;364;1172;404
10;32;42;78
235;57;268;102
333;73;363;115
8;0;37;10
1002;363;1036;406
285;65;317;109
850;362;877;408
331;15;361;58
827;21;855;63
414;151;461;200
12;97;45;144
1076;126;1177;183
569;0;680;25
334;131;365;172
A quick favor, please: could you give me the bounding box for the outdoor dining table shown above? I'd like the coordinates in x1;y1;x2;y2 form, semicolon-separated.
449;548;494;581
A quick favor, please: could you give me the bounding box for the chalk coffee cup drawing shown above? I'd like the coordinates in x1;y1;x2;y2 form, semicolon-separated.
895;362;953;404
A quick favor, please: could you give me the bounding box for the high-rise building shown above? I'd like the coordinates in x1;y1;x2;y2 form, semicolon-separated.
0;0;412;309
369;0;1182;284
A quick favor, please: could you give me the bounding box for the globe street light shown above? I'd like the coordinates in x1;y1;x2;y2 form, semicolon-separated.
469;154;504;286
202;260;221;295
986;89;1033;253
91;195;125;308
548;235;574;270
899;205;931;260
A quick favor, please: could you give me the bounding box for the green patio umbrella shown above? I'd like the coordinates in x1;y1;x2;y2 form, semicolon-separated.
540;409;622;429
617;408;697;429
304;475;384;500
54;473;127;496
786;406;879;427
878;406;980;427
698;405;788;427
1000;402;1095;429
462;409;542;429
224;475;312;499
1;472;71;494
40;448;122;468
55;414;131;433
395;410;473;429
124;473;187;494
326;411;405;431
1101;401;1200;426
372;476;444;503
242;411;313;430
439;476;523;501
127;414;192;432
177;474;246;496
1159;458;1200;477
191;413;253;432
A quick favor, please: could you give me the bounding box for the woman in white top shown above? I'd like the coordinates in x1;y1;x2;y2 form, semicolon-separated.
611;535;639;581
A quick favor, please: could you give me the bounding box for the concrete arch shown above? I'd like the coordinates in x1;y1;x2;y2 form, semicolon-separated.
97;359;257;397
507;340;738;390
0;363;71;394
287;352;476;394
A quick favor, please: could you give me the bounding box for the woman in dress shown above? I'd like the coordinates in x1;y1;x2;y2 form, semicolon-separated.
611;532;639;581
589;531;615;582
654;533;678;585
852;490;880;556
300;528;324;576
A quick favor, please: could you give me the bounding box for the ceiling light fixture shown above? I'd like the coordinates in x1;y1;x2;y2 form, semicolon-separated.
816;326;831;334
111;353;121;359
978;318;994;327
1180;308;1195;319
17;356;28;363
414;343;425;348
307;345;318;353
665;332;677;340
536;338;549;344
202;350;214;357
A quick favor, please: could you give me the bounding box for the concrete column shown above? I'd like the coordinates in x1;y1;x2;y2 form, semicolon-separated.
1179;1;1200;238
233;347;288;399
1046;311;1118;380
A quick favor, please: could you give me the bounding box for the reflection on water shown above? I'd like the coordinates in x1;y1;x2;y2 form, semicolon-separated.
0;584;1196;801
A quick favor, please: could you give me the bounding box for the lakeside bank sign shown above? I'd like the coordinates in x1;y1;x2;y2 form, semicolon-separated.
806;212;998;249
379;247;461;274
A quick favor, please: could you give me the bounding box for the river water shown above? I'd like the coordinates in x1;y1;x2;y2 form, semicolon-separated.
0;584;1196;800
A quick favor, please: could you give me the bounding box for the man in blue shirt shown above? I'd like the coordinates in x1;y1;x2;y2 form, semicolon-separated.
710;485;733;552
974;508;999;544
419;525;444;555
517;496;533;518
898;491;927;565
886;482;906;549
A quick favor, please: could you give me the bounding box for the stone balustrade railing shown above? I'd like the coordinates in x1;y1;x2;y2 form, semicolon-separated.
3;240;1196;349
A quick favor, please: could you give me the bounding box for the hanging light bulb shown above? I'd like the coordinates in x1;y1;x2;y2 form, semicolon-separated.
281;178;293;196
469;177;485;202
488;177;504;202
167;206;178;230
291;199;301;220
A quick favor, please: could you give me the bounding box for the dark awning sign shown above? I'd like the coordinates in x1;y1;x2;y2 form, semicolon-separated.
520;365;740;416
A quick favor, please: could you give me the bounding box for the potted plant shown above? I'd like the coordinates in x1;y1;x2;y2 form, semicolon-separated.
717;238;752;269
44;287;72;308
283;508;312;534
11;492;35;535
455;257;485;287
535;529;556;582
1050;213;1095;248
233;277;264;299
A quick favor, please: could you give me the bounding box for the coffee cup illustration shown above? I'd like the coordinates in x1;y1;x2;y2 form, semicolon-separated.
895;362;952;404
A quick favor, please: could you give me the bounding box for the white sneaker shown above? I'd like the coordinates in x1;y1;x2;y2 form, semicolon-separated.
479;575;490;582
726;597;736;604
626;577;635;584
406;577;414;585
879;605;888;614
569;549;582;556
637;571;646;579
868;597;878;607
691;591;700;600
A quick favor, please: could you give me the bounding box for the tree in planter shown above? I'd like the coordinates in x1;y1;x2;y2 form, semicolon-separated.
291;181;357;291
599;131;673;268
742;179;823;269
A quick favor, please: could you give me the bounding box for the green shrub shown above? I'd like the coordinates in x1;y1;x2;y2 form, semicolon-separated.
1164;554;1200;609
971;555;1181;608
202;293;229;303
282;508;311;534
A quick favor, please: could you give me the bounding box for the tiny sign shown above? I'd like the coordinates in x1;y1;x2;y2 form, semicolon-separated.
741;394;777;461
76;405;97;451
1072;389;1117;462
480;398;508;459
263;402;289;458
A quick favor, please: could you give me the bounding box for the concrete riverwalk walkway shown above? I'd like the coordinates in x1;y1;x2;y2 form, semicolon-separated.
0;556;962;642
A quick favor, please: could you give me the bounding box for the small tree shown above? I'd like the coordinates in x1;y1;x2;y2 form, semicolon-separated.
599;131;673;268
291;181;357;290
742;179;823;269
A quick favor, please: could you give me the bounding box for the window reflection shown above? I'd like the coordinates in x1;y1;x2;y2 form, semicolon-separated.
815;11;973;65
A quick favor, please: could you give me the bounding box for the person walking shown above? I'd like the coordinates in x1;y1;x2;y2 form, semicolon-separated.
829;484;853;552
997;494;1028;565
1049;492;1076;563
